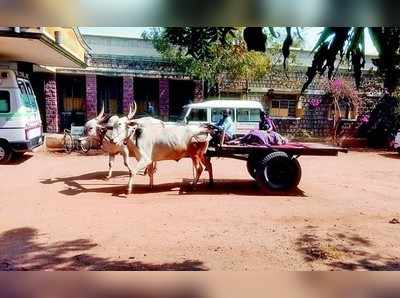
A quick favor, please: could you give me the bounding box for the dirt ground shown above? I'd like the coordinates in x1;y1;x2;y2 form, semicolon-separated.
0;147;399;271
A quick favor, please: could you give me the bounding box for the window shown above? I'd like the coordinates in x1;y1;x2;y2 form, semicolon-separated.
25;81;34;95
211;108;234;123
0;90;10;113
17;80;32;109
237;108;260;122
187;108;207;122
24;81;39;112
271;99;297;117
17;80;27;95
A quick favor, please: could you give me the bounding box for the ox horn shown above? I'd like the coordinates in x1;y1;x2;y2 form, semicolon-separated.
128;100;137;119
96;101;105;121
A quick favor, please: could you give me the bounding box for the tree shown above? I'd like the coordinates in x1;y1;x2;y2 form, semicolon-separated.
143;27;271;97
323;78;361;142
155;27;400;94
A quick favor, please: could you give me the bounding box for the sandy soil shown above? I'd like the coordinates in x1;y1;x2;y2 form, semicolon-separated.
0;148;399;271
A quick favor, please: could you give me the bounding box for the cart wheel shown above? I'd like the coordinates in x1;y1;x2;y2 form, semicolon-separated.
63;133;73;153
0;141;13;164
80;139;91;154
255;151;301;192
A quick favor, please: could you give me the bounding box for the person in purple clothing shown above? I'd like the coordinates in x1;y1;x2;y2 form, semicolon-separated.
227;109;287;146
259;110;277;132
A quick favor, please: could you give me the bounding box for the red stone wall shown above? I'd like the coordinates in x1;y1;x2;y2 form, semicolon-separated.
85;74;97;120
123;76;134;114
44;74;59;133
159;79;169;121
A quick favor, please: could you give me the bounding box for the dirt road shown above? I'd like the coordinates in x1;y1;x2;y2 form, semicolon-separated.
0;149;399;270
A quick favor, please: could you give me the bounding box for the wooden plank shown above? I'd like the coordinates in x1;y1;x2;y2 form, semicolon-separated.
207;142;346;158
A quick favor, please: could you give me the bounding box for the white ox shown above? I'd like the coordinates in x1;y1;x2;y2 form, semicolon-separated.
84;103;163;187
109;104;214;194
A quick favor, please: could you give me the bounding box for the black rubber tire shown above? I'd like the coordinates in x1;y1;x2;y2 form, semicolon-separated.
63;134;73;153
0;141;13;164
255;151;302;191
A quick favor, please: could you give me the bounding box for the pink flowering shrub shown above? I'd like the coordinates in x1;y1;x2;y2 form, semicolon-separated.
326;79;361;107
308;97;322;108
359;114;369;124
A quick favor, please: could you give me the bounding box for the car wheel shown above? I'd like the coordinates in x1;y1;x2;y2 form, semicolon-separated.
0;141;13;164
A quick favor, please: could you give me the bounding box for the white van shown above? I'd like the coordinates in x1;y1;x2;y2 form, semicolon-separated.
179;99;264;135
0;70;43;164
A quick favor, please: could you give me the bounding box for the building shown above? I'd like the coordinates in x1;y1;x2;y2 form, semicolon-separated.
34;34;204;132
220;49;383;137
0;27;89;133
1;29;385;137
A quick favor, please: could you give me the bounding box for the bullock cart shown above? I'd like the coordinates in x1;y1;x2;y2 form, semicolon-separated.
206;142;347;192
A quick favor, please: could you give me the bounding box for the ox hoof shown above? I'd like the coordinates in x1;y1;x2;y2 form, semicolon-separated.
208;181;215;188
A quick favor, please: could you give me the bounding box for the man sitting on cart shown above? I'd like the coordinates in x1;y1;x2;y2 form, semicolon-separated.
207;109;236;146
216;109;235;141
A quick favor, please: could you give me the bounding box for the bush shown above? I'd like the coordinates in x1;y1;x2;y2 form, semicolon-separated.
364;95;400;147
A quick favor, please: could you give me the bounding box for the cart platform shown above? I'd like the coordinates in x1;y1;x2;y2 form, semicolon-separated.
207;142;347;158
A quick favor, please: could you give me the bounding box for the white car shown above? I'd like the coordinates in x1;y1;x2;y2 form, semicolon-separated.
0;69;43;164
394;129;400;154
176;98;264;136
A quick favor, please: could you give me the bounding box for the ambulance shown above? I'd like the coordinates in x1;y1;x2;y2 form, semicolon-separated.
0;69;43;164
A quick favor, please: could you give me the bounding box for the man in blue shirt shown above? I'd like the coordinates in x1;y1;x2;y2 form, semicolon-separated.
216;109;236;141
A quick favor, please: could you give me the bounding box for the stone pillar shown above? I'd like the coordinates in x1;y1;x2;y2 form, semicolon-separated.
159;78;169;121
123;76;134;114
44;74;59;133
85;74;97;120
193;80;204;102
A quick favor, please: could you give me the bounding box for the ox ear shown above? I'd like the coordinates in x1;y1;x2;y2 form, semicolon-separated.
127;100;137;120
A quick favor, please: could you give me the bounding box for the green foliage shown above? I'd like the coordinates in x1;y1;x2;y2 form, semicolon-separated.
368;27;400;93
161;27;236;60
296;27;400;94
365;95;400;147
143;28;271;95
302;27;352;93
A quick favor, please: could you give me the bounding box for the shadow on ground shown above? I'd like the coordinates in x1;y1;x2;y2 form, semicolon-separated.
2;153;33;166
295;226;400;271
379;153;400;160
41;171;306;198
0;227;207;271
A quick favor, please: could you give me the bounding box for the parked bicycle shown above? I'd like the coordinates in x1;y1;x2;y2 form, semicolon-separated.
63;125;91;154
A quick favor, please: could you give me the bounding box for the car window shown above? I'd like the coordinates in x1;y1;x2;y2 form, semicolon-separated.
211;108;234;123
0;90;10;113
237;108;260;122
17;80;31;109
24;81;39;111
25;81;34;95
187;108;207;122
